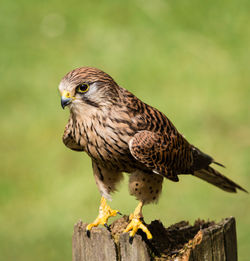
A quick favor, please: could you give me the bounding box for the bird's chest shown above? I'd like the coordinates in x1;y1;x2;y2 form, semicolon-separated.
71;114;136;170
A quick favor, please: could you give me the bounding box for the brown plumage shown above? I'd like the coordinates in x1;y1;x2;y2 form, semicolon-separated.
59;66;247;240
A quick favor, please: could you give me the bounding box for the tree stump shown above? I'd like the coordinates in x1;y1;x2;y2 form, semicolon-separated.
72;216;237;261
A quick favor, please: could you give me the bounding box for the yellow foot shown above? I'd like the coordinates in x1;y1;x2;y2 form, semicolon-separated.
124;202;152;243
86;197;121;236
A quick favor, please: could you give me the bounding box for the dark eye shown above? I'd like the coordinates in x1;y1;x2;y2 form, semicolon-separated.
77;83;89;93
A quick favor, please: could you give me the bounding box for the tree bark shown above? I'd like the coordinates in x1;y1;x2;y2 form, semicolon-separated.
72;216;237;261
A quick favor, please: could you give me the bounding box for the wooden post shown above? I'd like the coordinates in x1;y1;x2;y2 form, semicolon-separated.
72;216;237;261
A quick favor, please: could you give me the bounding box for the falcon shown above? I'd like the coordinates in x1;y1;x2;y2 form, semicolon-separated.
59;67;246;241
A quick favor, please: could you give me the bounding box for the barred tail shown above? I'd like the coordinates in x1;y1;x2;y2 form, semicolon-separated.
194;166;247;193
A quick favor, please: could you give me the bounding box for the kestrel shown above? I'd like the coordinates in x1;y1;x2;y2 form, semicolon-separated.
59;67;246;241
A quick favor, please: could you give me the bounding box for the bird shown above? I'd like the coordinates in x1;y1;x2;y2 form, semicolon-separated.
59;66;247;241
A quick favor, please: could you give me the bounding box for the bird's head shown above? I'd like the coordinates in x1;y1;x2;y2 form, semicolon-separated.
59;67;120;111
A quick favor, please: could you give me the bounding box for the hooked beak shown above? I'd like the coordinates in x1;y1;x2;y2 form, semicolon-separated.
61;90;72;109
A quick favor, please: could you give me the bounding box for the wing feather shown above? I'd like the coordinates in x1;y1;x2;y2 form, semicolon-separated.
129;130;193;181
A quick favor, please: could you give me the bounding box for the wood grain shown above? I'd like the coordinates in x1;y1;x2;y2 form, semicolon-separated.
72;217;237;261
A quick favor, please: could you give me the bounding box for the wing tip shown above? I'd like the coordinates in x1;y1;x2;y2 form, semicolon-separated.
213;160;226;168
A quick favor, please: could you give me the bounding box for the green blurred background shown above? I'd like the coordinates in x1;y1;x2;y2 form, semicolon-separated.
0;0;249;260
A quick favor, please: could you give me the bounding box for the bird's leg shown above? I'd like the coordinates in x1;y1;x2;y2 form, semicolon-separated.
86;196;120;235
124;201;152;242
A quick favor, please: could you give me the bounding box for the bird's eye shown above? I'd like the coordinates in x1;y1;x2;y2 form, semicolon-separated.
77;83;89;93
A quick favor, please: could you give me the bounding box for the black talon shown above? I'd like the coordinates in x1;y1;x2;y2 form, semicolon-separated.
104;223;111;231
129;236;134;244
86;229;91;238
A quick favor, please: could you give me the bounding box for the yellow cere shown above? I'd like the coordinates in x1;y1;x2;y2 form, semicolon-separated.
61;90;76;100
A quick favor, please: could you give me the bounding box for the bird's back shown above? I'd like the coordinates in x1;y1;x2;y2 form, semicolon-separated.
119;87;197;179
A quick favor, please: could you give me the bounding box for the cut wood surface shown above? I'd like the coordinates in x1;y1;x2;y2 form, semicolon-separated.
72;216;237;261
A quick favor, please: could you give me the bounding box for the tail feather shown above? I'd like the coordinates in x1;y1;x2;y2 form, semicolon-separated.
194;166;248;193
